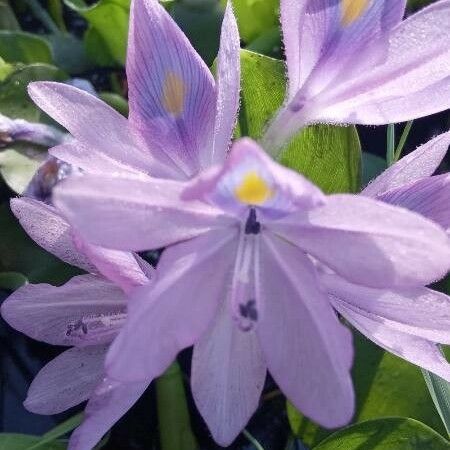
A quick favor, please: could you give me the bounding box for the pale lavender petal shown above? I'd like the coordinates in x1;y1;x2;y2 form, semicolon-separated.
376;174;450;232
54;174;235;251
28;82;171;178
24;345;107;414
323;274;450;345
127;0;216;177
273;194;450;287
211;1;240;166
362;132;450;197
10;197;95;272
258;231;354;428
1;275;126;347
183;138;326;219
192;302;266;446
334;301;450;382
106;228;238;382
73;236;153;295
68;377;149;450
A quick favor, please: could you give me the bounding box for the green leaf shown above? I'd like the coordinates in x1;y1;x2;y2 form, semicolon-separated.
221;0;279;43
0;434;65;450
362;152;387;187
0;31;53;64
237;50;361;193
0;271;27;290
47;32;91;74
313;418;449;450
171;0;224;66
64;0;130;66
156;361;199;450
0;62;66;120
0;146;44;193
99;91;129;116
0;0;20;31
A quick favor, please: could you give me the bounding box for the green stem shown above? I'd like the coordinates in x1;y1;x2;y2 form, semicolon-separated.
156;361;199;450
393;120;414;163
386;124;396;166
48;0;67;32
26;0;60;34
243;429;265;450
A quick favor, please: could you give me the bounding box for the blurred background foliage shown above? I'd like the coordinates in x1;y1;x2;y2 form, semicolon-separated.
0;1;449;449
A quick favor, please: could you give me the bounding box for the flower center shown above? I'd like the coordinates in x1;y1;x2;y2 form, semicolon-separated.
235;171;273;205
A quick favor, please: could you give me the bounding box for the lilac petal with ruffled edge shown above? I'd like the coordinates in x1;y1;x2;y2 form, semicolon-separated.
191;302;266;446
258;232;354;428
10;197;95;272
333;301;450;382
272;194;450;288
24;345;107;414
211;1;240;166
28;82;173;178
127;0;216;177
54;174;235;251
362;131;450;197
68;377;149;450
323;274;450;345
1;274;126;347
377;174;450;232
106;228;238;382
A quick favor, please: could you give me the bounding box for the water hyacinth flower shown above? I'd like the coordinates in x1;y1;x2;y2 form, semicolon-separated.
0;113;66;148
263;0;450;153
1;197;153;450
53;138;450;445
27;0;240;181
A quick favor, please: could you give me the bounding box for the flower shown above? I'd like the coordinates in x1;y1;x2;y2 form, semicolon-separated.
27;0;240;181
323;132;450;381
53;137;450;445
263;0;450;153
1;197;153;450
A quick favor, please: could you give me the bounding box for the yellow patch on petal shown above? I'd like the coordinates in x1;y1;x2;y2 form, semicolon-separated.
341;0;370;26
235;171;273;205
162;72;186;116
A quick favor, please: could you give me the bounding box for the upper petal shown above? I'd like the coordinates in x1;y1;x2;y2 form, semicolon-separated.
362;131;450;197
127;0;217;177
54;174;234;252
24;345;107;414
1;274;126;347
68;377;149;450
258;231;354;428
10;197;95;273
106;229;238;382
272;194;450;287
211;1;240;166
376;174;450;232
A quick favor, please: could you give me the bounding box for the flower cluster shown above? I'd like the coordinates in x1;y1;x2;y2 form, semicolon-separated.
2;1;450;449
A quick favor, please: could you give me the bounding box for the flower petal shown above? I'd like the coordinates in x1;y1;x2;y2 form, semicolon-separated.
24;345;107;414
127;0;216;177
376;174;450;232
323;274;450;345
211;1;240;166
191;302;266;446
258;231;354;428
362;131;450;197
54;174;234;251
68;377;149;450
28;82;171;178
10;197;95;272
106;228;238;382
334;301;450;382
1;274;126;347
273;194;450;287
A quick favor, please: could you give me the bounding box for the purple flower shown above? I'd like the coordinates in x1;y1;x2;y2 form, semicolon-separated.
27;0;240;181
53;137;450;445
263;0;450;153
1;197;153;450
323;132;450;380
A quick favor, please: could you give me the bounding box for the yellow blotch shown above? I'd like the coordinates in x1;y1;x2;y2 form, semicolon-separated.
235;172;273;205
341;0;370;26
162;72;186;116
